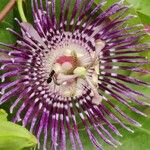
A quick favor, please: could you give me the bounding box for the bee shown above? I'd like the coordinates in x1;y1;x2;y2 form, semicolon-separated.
47;70;55;83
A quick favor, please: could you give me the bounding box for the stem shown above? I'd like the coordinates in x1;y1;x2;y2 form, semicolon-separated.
0;0;16;22
17;0;27;22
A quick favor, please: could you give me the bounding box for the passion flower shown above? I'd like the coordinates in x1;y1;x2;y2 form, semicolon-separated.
0;0;150;150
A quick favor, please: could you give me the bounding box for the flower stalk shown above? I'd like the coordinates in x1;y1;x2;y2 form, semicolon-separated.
17;0;27;22
0;0;16;22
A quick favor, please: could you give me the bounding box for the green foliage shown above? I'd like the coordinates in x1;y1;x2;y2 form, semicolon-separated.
127;0;150;24
0;122;37;150
0;109;8;121
0;110;37;150
0;0;18;44
75;117;150;150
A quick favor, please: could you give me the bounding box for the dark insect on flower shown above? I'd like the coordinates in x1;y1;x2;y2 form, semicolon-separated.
0;0;150;150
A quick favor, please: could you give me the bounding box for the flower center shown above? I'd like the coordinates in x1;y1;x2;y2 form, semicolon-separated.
43;33;104;100
51;49;88;87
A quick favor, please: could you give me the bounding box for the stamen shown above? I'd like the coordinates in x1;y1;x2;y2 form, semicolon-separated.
85;76;102;105
56;74;77;84
95;39;106;56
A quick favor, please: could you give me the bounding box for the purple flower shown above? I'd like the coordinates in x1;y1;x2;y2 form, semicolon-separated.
0;0;150;149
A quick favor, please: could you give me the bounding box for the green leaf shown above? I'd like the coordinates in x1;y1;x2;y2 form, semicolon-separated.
126;0;150;25
0;110;37;150
0;109;8;121
126;0;150;19
0;0;18;44
138;13;150;25
73;117;150;150
103;118;150;150
0;120;37;150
